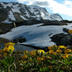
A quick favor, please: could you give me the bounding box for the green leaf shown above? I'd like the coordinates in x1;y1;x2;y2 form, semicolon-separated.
0;56;14;68
40;67;49;72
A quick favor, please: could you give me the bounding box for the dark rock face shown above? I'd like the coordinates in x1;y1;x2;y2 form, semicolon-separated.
0;8;8;22
41;20;67;26
0;23;13;34
51;33;72;46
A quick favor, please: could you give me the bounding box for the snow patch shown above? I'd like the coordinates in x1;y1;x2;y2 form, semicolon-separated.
20;15;28;20
12;5;21;13
8;11;16;21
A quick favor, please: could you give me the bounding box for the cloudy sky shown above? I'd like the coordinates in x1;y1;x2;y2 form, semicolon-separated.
0;0;72;20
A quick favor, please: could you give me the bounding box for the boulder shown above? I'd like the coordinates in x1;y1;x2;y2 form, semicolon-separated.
51;33;72;46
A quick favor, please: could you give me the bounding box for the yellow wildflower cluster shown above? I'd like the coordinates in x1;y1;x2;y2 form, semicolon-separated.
48;45;72;59
64;49;71;53
62;54;70;59
21;45;72;59
56;49;62;53
48;45;57;50
3;42;15;53
1;42;72;72
58;45;67;49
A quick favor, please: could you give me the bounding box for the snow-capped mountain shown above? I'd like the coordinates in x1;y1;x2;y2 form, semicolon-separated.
50;14;63;21
0;2;63;23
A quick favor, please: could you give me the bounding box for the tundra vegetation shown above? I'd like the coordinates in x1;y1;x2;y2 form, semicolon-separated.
0;42;72;72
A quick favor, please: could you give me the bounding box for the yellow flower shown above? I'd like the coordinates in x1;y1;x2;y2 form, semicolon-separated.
22;54;28;59
56;49;62;53
8;46;15;52
62;54;69;59
3;42;15;52
40;57;44;61
41;56;46;60
53;52;57;55
48;50;56;55
30;50;36;56
64;49;72;54
37;57;44;61
68;30;72;34
65;54;69;58
58;45;67;49
48;46;53;50
49;50;54;54
4;42;15;47
37;50;45;54
48;45;57;50
3;47;8;52
3;47;14;52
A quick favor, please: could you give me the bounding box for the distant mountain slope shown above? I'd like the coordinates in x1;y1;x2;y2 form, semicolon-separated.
50;14;63;21
0;2;63;23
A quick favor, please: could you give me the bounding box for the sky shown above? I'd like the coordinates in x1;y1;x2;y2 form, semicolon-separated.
0;0;72;20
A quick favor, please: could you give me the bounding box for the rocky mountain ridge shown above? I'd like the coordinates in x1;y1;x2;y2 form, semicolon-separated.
0;2;63;24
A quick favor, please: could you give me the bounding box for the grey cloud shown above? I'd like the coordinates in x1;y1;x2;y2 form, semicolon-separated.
33;1;48;6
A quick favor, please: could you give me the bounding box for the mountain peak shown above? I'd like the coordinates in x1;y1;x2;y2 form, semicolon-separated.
50;13;63;21
0;2;63;24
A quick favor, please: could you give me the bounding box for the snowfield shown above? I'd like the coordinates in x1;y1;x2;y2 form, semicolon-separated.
0;23;72;47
